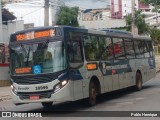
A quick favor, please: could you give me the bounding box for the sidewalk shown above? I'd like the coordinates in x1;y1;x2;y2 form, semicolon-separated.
0;86;12;102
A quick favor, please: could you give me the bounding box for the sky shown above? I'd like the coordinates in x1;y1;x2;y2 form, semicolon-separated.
64;0;110;9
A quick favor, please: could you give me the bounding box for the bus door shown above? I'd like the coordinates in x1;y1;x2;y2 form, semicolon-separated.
112;38;129;90
67;32;84;100
98;37;113;92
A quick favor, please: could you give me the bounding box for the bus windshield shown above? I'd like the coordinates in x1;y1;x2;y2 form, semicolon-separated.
10;41;67;75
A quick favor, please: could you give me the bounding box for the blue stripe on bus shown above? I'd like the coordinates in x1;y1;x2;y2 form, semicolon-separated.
58;70;83;81
99;59;132;76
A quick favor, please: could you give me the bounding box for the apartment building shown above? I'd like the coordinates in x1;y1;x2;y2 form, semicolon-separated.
110;0;150;19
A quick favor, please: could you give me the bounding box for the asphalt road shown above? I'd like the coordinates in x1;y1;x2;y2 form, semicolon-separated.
1;73;160;120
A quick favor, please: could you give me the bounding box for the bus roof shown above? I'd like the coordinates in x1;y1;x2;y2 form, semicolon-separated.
10;25;151;41
133;35;151;41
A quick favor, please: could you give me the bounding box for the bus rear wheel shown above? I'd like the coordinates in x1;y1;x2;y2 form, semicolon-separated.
135;72;142;91
41;102;53;108
87;81;97;106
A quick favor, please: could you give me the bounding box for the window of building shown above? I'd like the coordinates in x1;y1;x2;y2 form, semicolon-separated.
0;45;5;64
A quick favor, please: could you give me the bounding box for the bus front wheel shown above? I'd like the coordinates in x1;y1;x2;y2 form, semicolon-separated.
135;72;142;91
87;81;97;106
41;102;53;108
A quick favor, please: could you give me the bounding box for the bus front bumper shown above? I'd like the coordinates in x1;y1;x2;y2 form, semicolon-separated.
11;80;73;105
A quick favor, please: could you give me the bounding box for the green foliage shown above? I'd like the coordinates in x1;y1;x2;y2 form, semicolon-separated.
141;0;160;14
148;28;160;45
141;0;160;6
125;10;148;34
56;6;79;27
1;1;6;8
141;0;160;45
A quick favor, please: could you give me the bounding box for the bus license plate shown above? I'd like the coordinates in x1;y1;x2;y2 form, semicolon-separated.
29;95;39;100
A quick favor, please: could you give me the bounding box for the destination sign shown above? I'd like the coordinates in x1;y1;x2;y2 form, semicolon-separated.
16;29;55;41
15;67;31;74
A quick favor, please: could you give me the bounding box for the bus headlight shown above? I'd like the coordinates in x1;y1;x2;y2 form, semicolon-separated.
11;85;17;95
53;80;68;93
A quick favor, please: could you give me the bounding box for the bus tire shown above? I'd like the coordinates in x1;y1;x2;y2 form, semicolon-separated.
135;72;142;91
86;81;97;106
41;102;53;108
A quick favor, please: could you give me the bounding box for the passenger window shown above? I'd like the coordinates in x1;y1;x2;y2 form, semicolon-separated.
99;36;113;60
142;41;150;58
133;40;144;58
83;35;99;61
67;32;83;68
112;38;125;59
146;41;154;57
124;39;135;58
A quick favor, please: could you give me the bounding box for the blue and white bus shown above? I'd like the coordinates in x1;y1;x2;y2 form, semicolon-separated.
9;26;156;107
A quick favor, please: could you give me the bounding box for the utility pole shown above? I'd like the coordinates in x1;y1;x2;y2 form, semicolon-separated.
131;0;137;35
44;0;49;26
0;1;3;42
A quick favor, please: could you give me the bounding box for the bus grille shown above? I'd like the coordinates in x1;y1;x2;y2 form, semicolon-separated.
17;90;53;100
11;74;56;85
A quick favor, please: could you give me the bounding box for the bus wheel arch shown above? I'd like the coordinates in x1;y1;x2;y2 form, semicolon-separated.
135;70;142;91
86;76;101;106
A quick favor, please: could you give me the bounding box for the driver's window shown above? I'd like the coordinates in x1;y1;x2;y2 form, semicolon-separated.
67;32;83;67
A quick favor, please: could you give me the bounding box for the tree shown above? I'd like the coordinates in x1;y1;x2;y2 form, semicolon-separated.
125;10;148;34
148;28;160;45
56;6;79;27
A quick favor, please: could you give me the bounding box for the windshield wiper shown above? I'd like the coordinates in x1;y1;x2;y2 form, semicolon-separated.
41;39;49;48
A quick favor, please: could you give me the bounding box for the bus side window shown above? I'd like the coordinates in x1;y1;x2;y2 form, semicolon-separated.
83;35;99;61
68;32;83;68
143;41;150;58
147;41;154;57
124;39;135;58
112;37;125;59
99;36;113;60
133;40;144;58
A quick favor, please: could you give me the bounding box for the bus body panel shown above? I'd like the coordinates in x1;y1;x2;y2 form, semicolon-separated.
11;80;74;104
9;26;156;106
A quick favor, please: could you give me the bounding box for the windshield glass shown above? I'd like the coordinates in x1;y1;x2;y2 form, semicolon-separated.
10;41;67;75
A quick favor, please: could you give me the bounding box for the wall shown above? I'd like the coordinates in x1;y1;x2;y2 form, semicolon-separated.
0;20;24;86
0;2;3;43
78;17;126;29
2;20;24;43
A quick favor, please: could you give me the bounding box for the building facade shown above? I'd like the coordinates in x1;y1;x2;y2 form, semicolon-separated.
110;0;150;19
78;8;126;29
0;8;24;86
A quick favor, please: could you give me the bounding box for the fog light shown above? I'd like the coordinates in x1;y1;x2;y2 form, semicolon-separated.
54;84;61;93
